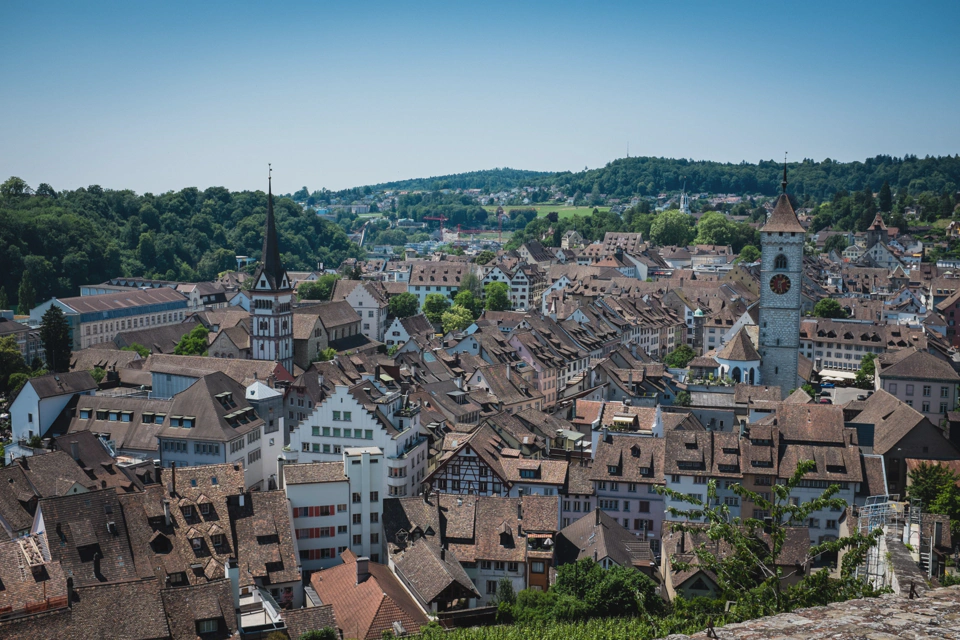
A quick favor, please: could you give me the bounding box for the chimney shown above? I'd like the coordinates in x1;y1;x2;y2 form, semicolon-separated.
595;507;601;527
277;457;286;490
517;501;523;521
678;532;685;554
67;577;74;608
162;499;171;526
239;492;245;508
70;441;79;461
356;556;370;583
168;462;176;497
506;365;511;382
602;426;611;444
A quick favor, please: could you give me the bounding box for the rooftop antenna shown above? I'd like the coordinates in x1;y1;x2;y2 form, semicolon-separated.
781;153;788;194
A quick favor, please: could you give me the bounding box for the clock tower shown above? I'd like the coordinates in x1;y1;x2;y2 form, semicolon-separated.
758;162;804;399
250;167;294;374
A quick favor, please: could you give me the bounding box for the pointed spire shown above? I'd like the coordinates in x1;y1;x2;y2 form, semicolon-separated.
781;152;788;194
253;163;290;291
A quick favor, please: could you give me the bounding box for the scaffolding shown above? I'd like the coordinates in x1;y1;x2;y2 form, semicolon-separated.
855;494;903;587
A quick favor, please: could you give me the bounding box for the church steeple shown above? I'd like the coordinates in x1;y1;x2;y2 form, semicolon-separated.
253;164;291;292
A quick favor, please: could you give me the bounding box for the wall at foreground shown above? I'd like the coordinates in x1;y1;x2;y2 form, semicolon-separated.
661;585;960;640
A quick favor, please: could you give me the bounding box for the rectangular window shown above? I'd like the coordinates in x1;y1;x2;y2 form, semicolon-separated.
923;385;931;397
370;491;379;502
370;533;379;544
312;426;320;437
486;581;497;595
352;535;362;545
198;620;218;634
352;493;361;504
333;411;341;420
531;561;545;574
906;384;914;396
694;476;708;485
344;412;352;421
942;386;950;398
889;383;897;394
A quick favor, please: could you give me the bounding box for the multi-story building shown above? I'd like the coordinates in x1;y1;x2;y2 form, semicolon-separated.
8;371;97;461
332;280;389;342
29;287;188;351
799;318;926;376
875;347;960;425
294;383;427;500
407;262;474;306
0;314;44;366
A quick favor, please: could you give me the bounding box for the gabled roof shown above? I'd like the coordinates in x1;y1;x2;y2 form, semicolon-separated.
558;509;653;568
311;551;429;640
25;371;97;399
392;540;479;606
716;327;760;362
760;194;805;234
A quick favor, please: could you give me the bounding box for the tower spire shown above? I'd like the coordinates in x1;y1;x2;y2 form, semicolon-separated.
254;163;289;291
781;152;788;194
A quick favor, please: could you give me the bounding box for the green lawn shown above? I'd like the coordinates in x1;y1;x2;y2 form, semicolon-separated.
482;205;610;220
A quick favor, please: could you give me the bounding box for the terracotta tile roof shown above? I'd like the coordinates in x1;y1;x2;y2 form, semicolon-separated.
565;461;596;496
283;603;338;640
143;353;294;385
0;465;39;537
16;451;96;497
69;347;141;372
558;509;653;568
51;431;143;493
520;494;559;532
229;490;300;586
876;346;960;381
283;462;347;485
113;320;200;355
769;404;849;444
310;552;429;640
848;389;948;455
0;533;68;618
591;435;665;484
500;458;568;486
160;578;237;639
392;540;479;606
734;384;781;404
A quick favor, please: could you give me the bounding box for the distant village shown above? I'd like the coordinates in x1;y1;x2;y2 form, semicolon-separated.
1;174;960;640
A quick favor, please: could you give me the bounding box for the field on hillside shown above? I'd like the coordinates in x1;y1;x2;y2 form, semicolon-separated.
482;205;610;219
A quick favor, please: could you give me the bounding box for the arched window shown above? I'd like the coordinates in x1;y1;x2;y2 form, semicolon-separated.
774;254;788;270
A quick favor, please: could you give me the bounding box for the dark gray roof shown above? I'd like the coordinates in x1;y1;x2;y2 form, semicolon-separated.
27;371;97;399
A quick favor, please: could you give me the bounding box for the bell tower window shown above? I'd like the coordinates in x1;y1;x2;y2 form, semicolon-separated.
774;254;787;270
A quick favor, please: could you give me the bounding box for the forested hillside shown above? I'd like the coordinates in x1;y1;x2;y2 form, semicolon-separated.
334;155;960;201
0;178;363;311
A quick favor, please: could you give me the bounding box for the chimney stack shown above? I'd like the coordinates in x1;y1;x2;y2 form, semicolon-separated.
678;532;685;554
70;441;79;461
595;507;601;527
169;462;176;497
162;499;171;526
356;556;370;583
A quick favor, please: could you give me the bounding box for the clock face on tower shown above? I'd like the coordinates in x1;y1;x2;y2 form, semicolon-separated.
769;274;791;295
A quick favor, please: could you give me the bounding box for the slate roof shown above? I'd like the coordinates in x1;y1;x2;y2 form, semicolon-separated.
876;346;960;382
760;194;805;234
392;540;479;606
26;371;98;399
311;551;429;640
54;286;187;315
557;509;653;568
716;327;760;361
40;488;140;587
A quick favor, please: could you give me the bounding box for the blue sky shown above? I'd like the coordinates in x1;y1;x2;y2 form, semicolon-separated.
2;1;958;194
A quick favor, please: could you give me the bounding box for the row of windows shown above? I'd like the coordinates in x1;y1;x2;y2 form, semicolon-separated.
296;527;338;539
162;441;187;453
294;505;347;518
248;448;261;464
83;311;184;336
194;443;220;456
481;561;520;572
596;499;652;512
311;426;371;439
887;383;951;397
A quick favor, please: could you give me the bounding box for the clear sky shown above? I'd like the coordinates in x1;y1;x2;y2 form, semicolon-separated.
2;1;958;194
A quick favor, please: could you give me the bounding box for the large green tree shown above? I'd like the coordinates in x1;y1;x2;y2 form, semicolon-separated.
17;271;36;315
854;352;876;390
907;462;960;507
735;245;760;263
484;281;511;311
39;305;73;373
664;344;696;368
0;335;29;393
823;234;850;255
453;290;482;318
298;274;340;301
441;305;475;334
649;210;694;247
660;460;885;619
878;180;892;212
422;293;451;324
814;298;848;319
388;292;419;319
174;324;210;356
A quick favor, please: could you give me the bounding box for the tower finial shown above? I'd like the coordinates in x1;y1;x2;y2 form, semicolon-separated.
781;153;788;194
268;163;272;190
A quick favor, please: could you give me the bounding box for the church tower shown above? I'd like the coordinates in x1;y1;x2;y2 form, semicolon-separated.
250;168;294;374
758;162;804;399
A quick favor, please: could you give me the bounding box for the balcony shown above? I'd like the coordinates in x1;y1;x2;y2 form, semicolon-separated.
389;435;426;460
394;404;421;419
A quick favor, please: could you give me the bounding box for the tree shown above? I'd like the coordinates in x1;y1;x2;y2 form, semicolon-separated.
735;245;760;264
121;343;151;358
0;335;28;393
458;271;483;298
40;305;72;373
664;344;696;368
298;274;339;301
659;459;885;619
474;250;496;265
694;211;733;246
388;292;419;319
90;367;106;384
453;290;482;319
17;271;36;315
675;391;692;406
422;293;451;324
854;352;876;390
298;629;338;640
174;324;210;356
823;234;849;255
484;281;511;311
908;462;960;507
813;299;848;319
878;180;892;213
649;210;694;247
0;286;7;310
314;347;336;362
0;176;30;199
441;305;475;334
552;557;663;619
